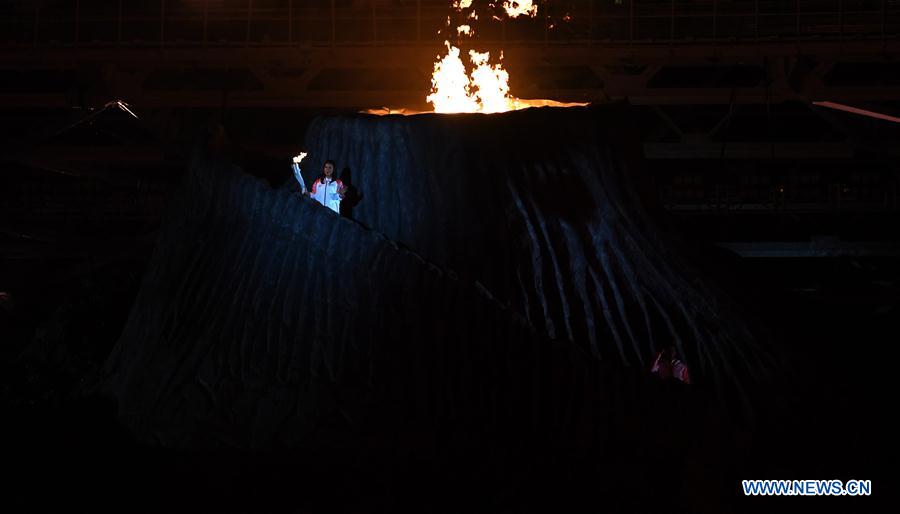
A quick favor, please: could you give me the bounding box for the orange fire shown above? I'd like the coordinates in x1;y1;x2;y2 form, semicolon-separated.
466;49;514;113
501;1;538;18
427;0;518;112
426;1;580;113
367;1;587;115
424;42;586;114
425;43;480;113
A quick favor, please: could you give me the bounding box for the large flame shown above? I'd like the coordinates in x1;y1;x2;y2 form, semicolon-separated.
425;43;480;113
467;50;514;113
425;41;520;114
423;43;586;114
425;0;540;113
367;0;587;115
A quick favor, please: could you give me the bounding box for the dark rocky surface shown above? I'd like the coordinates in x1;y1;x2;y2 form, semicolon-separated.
2;106;888;513
303;106;776;394
103;106;773;449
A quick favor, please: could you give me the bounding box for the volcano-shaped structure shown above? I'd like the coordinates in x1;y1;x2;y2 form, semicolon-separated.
304;106;772;386
104;105;773;450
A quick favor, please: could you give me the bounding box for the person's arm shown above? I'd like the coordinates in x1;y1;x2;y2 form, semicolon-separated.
291;163;307;194
291;153;308;194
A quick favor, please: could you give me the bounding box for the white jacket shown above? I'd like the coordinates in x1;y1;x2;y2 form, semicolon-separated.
309;177;344;214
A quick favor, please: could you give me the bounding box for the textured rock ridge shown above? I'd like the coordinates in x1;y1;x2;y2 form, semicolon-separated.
304;106;772;394
104;106;772;449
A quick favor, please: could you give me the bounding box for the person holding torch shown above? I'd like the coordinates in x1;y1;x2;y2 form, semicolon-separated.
292;153;346;214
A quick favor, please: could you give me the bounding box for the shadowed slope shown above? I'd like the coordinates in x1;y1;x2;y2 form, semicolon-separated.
103;106;776;454
304;106;775;397
104;148;699;450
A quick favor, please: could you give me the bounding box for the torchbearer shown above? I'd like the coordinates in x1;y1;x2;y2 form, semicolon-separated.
295;155;346;214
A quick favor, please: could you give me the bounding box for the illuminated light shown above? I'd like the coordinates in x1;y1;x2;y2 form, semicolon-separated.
510;99;589;108
813;100;900;124
363;98;587;116
106;99;139;119
563;13;572;22
457;24;473;36
453;0;473;9
362;107;427;115
469;11;478;20
502;0;538;18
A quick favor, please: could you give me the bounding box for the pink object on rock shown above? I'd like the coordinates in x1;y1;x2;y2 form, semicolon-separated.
650;348;691;384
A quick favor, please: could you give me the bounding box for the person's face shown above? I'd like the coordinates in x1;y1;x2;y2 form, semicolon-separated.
323;163;334;177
